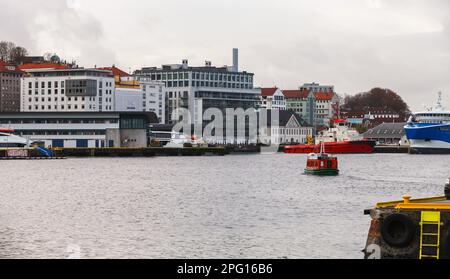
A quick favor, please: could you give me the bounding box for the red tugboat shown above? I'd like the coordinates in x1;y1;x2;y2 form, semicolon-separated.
285;120;376;154
304;142;339;176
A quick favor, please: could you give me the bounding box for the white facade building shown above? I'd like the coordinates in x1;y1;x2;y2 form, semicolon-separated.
139;79;166;124
115;76;166;123
260;110;313;145
260;87;287;110
114;87;144;112
134;49;260;125
0;112;157;148
20;69;115;112
315;92;339;126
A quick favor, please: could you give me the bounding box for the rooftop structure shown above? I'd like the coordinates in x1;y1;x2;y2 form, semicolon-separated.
134;49;259;125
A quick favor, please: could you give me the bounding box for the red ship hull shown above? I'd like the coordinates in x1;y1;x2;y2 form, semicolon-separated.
284;140;376;154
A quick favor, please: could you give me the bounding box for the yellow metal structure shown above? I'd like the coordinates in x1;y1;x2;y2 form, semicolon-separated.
419;211;441;259
375;196;446;209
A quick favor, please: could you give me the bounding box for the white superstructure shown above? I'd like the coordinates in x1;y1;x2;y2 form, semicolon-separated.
0;129;28;148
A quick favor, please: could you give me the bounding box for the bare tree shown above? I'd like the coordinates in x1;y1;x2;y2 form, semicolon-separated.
0;41;28;64
10;46;28;63
0;41;13;61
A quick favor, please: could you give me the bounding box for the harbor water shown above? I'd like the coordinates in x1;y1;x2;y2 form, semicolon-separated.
0;153;448;259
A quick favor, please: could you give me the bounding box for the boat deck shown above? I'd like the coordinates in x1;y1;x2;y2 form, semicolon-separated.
376;196;450;210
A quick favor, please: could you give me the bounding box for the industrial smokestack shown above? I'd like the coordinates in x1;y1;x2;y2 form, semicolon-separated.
232;48;239;72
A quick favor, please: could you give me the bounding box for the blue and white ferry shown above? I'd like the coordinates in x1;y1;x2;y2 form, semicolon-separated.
405;93;450;154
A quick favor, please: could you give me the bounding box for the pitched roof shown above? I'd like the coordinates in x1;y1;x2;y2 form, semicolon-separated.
282;89;310;99
98;66;130;77
315;92;335;101
363;122;406;139
19;63;69;71
265;110;309;127
261;87;279;97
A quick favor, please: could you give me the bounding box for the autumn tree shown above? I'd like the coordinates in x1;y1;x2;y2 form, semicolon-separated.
342;88;410;116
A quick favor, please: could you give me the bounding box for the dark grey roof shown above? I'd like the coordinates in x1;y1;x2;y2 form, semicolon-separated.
363;122;406;139
265;110;309;127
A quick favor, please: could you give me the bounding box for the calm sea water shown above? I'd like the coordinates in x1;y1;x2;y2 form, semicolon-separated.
0;153;448;259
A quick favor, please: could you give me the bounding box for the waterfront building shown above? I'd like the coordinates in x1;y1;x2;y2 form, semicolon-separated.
20;68;116;112
283;82;340;129
260;87;287;110
0;112;157;148
0;60;24;112
363;122;408;145
265;110;313;145
134;49;260;124
343;111;366;126
100;66;166;123
135;77;166;124
342;110;405;128
314;92;339;127
149;110;312;145
114;85;144;112
282;89;316;125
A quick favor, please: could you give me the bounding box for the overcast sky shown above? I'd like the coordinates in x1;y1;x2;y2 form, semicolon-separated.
1;0;448;110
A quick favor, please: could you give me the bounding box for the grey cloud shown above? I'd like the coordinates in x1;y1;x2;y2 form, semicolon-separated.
0;0;116;66
0;0;448;110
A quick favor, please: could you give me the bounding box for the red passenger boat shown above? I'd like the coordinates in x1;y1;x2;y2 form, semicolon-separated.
304;143;339;175
284;120;376;154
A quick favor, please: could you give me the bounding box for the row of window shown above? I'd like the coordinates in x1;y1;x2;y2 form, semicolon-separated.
27;96;103;102
28;81;64;89
27;104;93;110
0;119;118;124
19;130;107;136
272;128;312;135
27;80;113;89
144;72;253;83
165;80;252;89
29;89;65;95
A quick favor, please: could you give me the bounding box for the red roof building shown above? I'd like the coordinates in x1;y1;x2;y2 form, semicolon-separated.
18;63;69;71
260;87;287;110
261;87;278;97
98;66;130;77
314;92;335;101
282;89;311;99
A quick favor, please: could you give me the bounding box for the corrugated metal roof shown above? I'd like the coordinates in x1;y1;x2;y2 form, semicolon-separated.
363;122;406;139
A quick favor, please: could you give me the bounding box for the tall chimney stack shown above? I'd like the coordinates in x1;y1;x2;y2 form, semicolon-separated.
232;48;239;72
